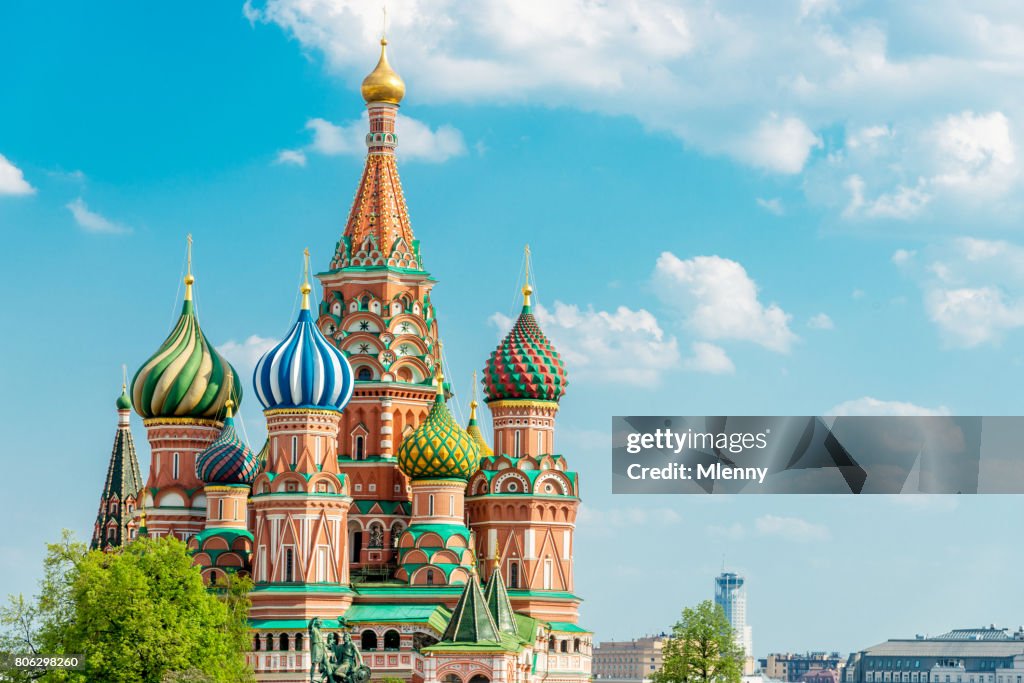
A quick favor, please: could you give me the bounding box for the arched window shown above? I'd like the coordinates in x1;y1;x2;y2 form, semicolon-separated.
426;569;435;586
428;494;434;516
266;633;274;651
355;435;365;460
390;522;403;549
254;635;261;651
514;431;521;456
110;501;118;515
361;630;378;651
291;436;298;466
360;296;370;310
368;523;384;549
279;633;290;651
357;367;373;381
548;635;555;651
574;638;581;652
284;548;294;582
217;499;224;520
172;452;180;479
469;675;491;683
384;629;400;650
295;633;304;651
560;640;568;653
509;562;520;589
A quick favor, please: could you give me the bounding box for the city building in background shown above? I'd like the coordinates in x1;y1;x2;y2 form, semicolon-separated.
842;626;1024;683
593;635;668;682
716;571;755;675
760;653;847;682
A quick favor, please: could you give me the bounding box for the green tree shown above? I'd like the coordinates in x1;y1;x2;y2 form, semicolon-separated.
0;532;254;683
652;600;744;683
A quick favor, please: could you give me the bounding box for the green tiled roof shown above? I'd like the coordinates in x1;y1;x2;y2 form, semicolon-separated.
193;528;253;547
345;604;451;633
441;577;498;644
547;621;591;633
403;524;470;543
484;567;517;635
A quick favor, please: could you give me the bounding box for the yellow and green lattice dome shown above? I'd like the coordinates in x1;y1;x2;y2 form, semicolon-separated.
397;393;481;480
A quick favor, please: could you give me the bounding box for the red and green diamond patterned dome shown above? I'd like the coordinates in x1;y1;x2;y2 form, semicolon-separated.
482;284;568;403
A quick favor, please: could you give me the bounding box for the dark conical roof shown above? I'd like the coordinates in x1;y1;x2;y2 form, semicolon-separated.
441;574;500;644
90;399;144;550
484;566;517;635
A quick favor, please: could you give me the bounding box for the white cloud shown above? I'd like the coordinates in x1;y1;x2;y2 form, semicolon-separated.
898;237;1024;347
755;514;830;542
248;0;1024;219
683;342;734;374
288;114;466;164
491;301;680;386
653;252;797;353
807;313;834;330
275;149;307;166
65;198;129;234
219;335;279;374
891;249;916;264
735;115;822;174
827;397;952;416
756;197;784;215
0;154;34;196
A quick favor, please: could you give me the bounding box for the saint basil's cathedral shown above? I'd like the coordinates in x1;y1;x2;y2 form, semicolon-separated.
90;36;592;683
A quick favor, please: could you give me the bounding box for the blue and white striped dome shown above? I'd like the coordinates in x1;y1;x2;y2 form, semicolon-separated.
253;302;354;412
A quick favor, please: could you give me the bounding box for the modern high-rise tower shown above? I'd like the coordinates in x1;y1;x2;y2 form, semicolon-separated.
715;571;754;675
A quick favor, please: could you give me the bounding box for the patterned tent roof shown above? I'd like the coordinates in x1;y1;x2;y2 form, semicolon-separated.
132;284;241;420
195;406;259;486
441;574;500;644
483;565;517;635
397;392;480;481
483;300;567;403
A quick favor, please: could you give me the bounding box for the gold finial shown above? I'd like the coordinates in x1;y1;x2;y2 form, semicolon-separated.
184;234;195;300
121;363;127;393
522;244;533;307
225;397;235;419
301;248;312;310
434;342;445;395
491;539;500;571
469;371;479;419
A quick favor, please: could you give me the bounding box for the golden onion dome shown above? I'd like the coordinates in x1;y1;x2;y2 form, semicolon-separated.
361;38;405;105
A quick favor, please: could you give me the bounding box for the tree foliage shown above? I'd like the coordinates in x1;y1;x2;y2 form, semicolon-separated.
0;531;253;683
652;600;744;683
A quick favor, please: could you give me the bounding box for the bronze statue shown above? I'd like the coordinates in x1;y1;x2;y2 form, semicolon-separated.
309;616;372;683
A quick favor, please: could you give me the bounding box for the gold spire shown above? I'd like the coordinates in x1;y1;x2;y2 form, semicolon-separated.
469;371;479;420
184;234;195;301
301;248;312;310
361;37;406;105
491;539;500;572
225;397;235;419
522;244;533;307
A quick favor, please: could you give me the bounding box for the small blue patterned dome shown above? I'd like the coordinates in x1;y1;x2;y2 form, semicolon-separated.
253;278;354;412
195;402;259;485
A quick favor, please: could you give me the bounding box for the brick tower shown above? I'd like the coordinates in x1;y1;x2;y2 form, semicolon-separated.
467;256;582;623
130;237;242;541
314;38;439;578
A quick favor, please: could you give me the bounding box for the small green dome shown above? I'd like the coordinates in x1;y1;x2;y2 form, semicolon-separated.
397;392;480;480
116;386;132;411
131;292;241;420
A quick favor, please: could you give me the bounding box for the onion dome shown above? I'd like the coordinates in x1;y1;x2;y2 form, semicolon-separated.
254;250;355;412
195;399;259;486
465;373;493;457
482;279;568;403
116;384;132;411
361;38;405;105
131;256;242;420
398;369;481;480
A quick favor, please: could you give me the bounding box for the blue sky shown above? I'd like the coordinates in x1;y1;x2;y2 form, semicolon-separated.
3;0;1024;657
